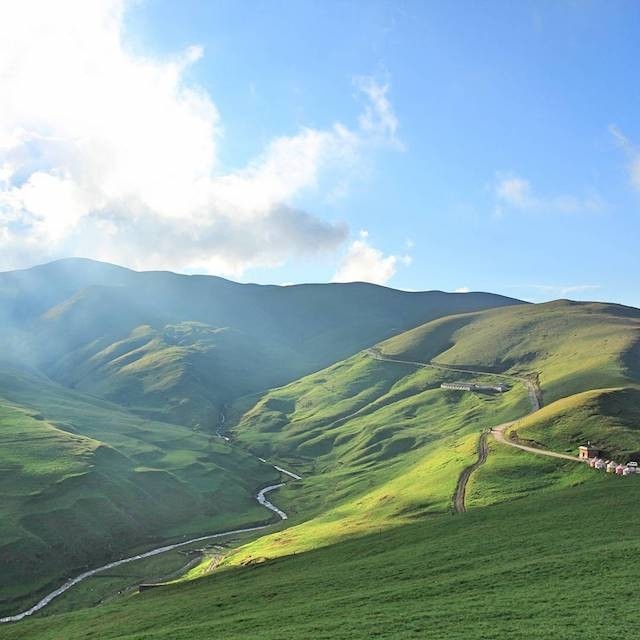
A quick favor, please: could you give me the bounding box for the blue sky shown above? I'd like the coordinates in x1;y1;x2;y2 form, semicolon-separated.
0;1;638;306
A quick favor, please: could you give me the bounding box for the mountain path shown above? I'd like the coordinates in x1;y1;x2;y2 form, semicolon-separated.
491;424;583;462
365;349;560;512
453;430;489;513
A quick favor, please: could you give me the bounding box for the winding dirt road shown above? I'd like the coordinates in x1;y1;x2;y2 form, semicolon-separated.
366;349;549;512
491;424;583;462
453;430;489;513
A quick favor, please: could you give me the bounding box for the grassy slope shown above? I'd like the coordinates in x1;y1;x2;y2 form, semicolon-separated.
5;477;640;640
1;258;521;428
466;436;592;508
46;322;300;428
221;300;639;566
225;353;530;563
4;297;640;635
505;387;640;462
379;300;640;402
0;366;278;616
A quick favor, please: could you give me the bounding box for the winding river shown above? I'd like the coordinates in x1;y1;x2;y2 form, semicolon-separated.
1;461;297;624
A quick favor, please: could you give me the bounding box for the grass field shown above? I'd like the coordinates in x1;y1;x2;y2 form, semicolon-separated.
219;300;639;568
4;476;638;639
0;365;279;617
219;353;530;567
3;271;640;634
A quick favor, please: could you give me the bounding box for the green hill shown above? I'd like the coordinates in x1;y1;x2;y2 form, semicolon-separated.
378;300;640;402
505;387;640;462
0;258;522;427
0;365;278;617
3;262;640;634
0;259;522;617
221;300;639;564
4;477;639;640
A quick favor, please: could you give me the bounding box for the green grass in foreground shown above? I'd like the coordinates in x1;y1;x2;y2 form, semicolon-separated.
4;476;639;640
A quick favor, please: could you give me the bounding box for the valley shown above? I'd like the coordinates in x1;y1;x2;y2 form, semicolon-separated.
3;4;638;638
0;261;639;639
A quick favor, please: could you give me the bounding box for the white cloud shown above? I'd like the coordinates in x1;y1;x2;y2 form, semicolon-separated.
455;286;470;293
529;284;601;296
495;176;531;208
332;232;411;285
0;0;401;276
353;76;402;149
609;125;640;192
507;283;601;300
493;173;606;216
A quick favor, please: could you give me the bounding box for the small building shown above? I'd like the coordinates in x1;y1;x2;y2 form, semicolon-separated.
578;441;599;459
623;467;635;476
606;461;618;473
616;464;626;475
628;461;638;469
440;382;509;393
594;459;606;471
441;382;475;392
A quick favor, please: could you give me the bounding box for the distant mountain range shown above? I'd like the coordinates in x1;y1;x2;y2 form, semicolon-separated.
0;258;522;427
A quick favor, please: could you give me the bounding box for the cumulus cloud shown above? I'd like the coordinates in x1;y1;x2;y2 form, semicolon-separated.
493;173;606;216
332;230;411;285
0;0;400;276
609;125;640;192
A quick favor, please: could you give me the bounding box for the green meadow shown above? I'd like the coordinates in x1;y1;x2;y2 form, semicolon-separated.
0;365;278;616
4;477;639;640
2;263;639;638
218;300;638;568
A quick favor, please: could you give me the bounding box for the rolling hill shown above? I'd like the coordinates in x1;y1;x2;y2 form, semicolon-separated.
219;300;639;564
2;262;640;636
0;258;522;427
0;365;279;617
0;259;522;618
378;299;640;402
4;476;638;640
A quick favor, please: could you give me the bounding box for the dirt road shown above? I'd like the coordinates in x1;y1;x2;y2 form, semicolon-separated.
453;430;489;513
491;424;584;462
366;349;549;512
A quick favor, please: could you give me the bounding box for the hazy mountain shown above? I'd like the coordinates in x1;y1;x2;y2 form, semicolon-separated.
0;258;523;427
